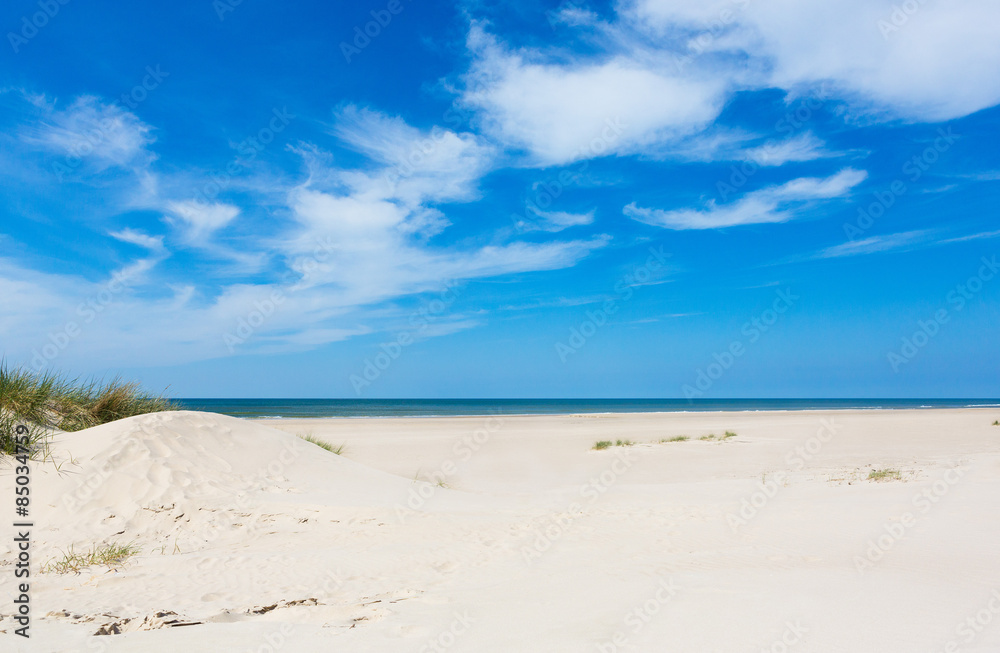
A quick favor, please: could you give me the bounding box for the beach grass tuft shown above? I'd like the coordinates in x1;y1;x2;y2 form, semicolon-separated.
723;430;737;439
593;440;614;450
993;420;999;426
299;434;344;455
615;439;635;447
1;363;176;458
662;435;689;443
867;468;902;482
42;541;140;574
699;434;716;441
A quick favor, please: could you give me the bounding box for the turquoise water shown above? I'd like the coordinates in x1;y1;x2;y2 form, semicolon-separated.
174;398;1000;419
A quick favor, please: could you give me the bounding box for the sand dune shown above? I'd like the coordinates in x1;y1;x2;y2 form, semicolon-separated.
2;409;1000;651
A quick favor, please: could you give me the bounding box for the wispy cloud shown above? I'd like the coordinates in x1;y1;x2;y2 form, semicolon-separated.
815;230;931;259
624;168;867;230
810;227;1000;260
166;200;240;241
517;207;596;233
21;95;155;171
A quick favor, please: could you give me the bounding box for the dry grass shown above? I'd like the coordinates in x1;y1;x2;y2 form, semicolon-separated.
868;468;902;482
42;541;140;574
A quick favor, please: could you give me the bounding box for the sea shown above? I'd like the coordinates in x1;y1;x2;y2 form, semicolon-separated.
173;398;1000;419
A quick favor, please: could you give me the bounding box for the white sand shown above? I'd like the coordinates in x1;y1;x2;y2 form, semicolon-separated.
2;408;1000;652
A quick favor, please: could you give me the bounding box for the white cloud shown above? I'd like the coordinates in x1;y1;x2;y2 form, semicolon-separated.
517;207;596;233
815;230;931;258
937;229;1000;245
659;130;834;166
333;105;495;207
744;133;832;167
462;2;1000;165
166;200;240;241
461;25;728;166
627;0;1000;122
22;95;154;170
109;228;164;251
624;167;867;229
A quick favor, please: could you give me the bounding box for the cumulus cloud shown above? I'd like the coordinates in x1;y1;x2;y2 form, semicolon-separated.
462;1;1000;164
461;25;728;166
624;167;867;229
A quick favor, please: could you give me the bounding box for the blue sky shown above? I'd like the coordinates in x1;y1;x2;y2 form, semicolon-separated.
1;0;998;398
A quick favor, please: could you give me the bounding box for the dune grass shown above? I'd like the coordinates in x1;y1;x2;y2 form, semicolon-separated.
593;439;635;450
723;430;737;439
1;363;175;457
662;435;689;443
868;468;902;482
42;541;140;574
298;434;344;455
993;420;999;426
699;434;716;441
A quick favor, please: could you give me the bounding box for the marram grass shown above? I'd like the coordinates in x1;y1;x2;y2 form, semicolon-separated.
298;434;345;455
1;362;175;457
42;541;140;574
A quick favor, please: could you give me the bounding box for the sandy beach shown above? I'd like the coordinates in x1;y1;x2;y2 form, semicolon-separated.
3;408;1000;652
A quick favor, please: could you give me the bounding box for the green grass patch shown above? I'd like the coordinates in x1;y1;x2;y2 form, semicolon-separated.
1;363;175;457
867;468;902;482
723;430;737;439
699;434;716;441
662;435;689;443
593;440;613;450
615;439;635;447
42;541;140;574
993;420;999;426
298;434;344;455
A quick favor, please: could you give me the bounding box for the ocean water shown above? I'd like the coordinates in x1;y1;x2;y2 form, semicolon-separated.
174;398;1000;419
